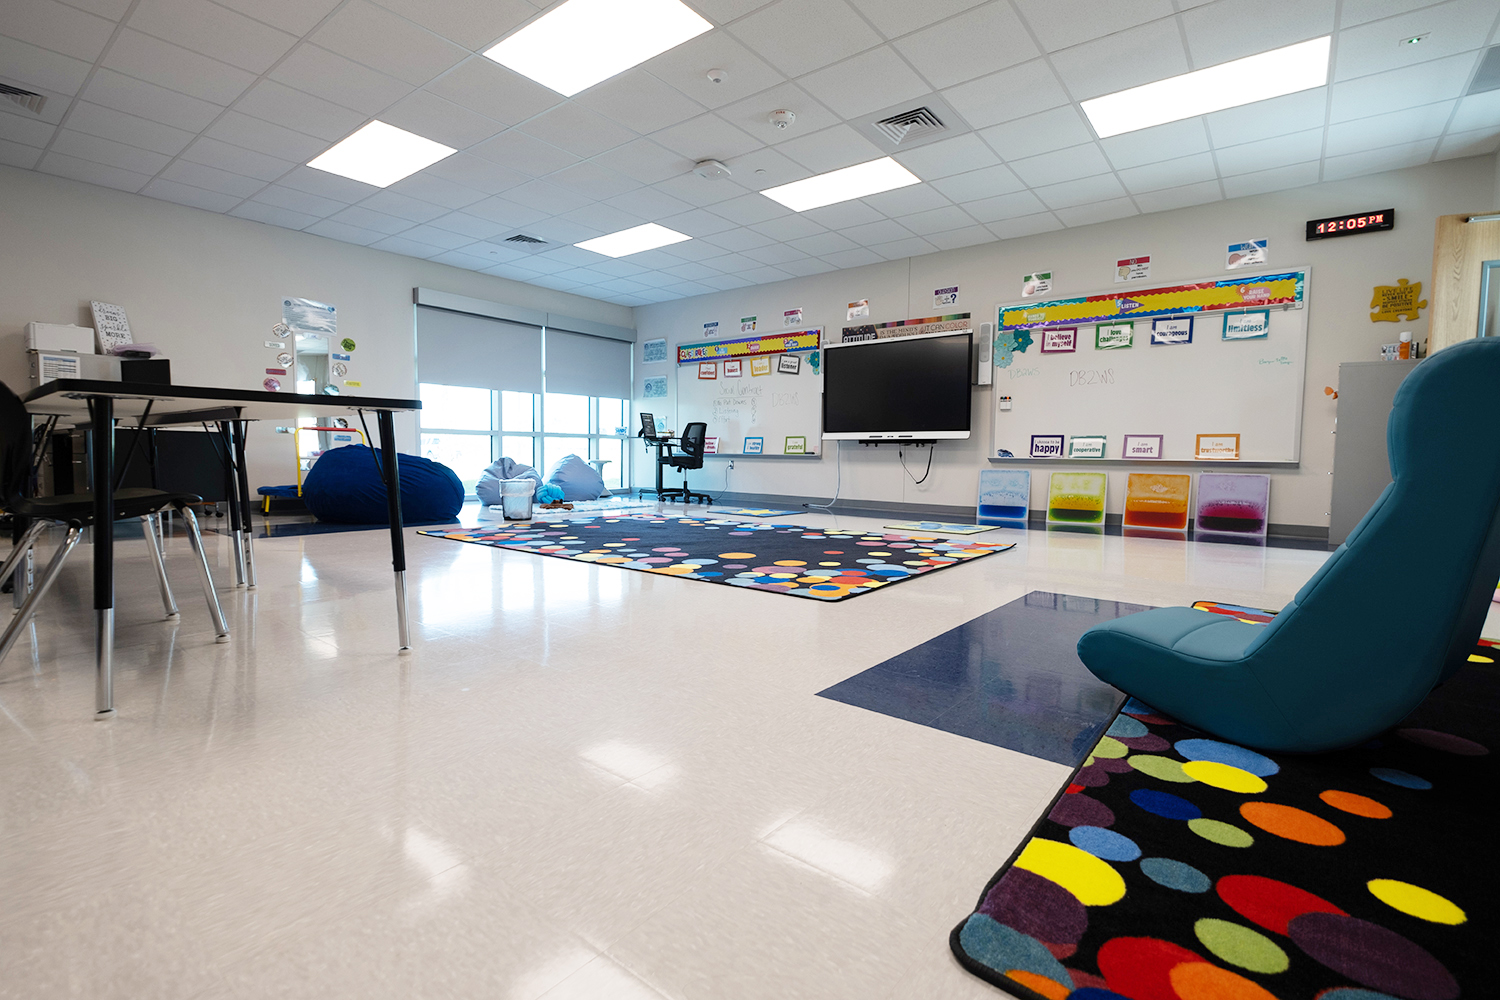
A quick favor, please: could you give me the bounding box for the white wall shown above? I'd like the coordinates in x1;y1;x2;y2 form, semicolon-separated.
0;164;632;490
633;155;1498;529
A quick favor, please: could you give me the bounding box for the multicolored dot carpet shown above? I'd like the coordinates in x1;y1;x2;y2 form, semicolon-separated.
950;660;1494;1000
418;513;1013;601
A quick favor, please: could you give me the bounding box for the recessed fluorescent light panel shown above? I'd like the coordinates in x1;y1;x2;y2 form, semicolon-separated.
760;157;921;212
307;121;456;187
576;223;691;258
486;0;712;97
1081;36;1331;138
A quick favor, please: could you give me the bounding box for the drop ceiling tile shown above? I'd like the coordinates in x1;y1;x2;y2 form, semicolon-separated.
595;277;655;295
1055;197;1138;227
716;83;841;147
3;0;116;61
553;266;611;284
462;196;549;230
425;57;563;128
160;158;263;197
558;203;646;236
548;161;645;201
1033;172;1127;210
658;207;740;237
1181;0;1335;67
367;234;444;257
64;101;193;156
941;58;1069;130
605;185;696;220
926;225;995;250
587;257;650;278
1451;91;1500;132
821;247;883;268
1213;128;1324;175
81;67;222;131
592;139;689;185
986;212;1063;239
722;146;806;187
1100;119;1212;169
0;35;91;96
272;166;380;205
739;264;795;283
701;273;756;290
269;44;412;117
892;134;1000;181
662;261;725;281
179;137;294;182
393;223;476;250
359;189;449;222
870;236;938;260
1132;180;1224;213
102;29;256;106
703;226;776;251
1117;151;1218;193
311;0;467;86
368;0;536;50
429;249;498;271
1204;87;1328;146
1329;52;1477;121
385;173;487;210
656;236;732;260
643;32;786;111
381;91;505;150
959;188;1046;223
56;0;131;16
235;81;366;142
1219;159;1321;198
799;46;930;120
895;204;977;235
464;241;533;263
576;69;708;136
508;250;583;271
1339;0;1443;25
329;204;416;234
213;0;342;36
483;262;546;281
141;177;241;212
1321;138;1438;179
1011;0;1175;53
800;199;885;228
652;113;762;161
862;184;951;216
663;278;722;295
38;150;151;191
518;102;638;158
128;0;297;73
1049;19;1190;101
711;192;794;225
777;257;840;278
205;111;328;163
0;138;43;169
845;0;987;38
651;172;745;207
776;123;884;172
50;128;170;174
748;214;827;240
1333;0;1497;82
251;183;347;218
0;109;57;147
1007;142;1112;187
420;152;529;195
838;218;913;244
1435;126;1500;159
1325;101;1454;155
979;106;1096;163
742;242;810;265
894;2;1038;90
468;130;579;176
230;201;322;230
704;251;760;272
728;0;882;78
501;178;594;215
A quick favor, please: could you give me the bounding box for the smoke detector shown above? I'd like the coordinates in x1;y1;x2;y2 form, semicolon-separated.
768;109;796;130
693;158;731;180
706;68;727;84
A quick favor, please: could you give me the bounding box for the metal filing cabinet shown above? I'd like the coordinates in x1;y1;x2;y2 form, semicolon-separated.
1329;360;1420;546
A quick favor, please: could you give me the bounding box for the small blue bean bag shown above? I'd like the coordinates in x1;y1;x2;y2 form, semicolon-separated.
301;445;463;525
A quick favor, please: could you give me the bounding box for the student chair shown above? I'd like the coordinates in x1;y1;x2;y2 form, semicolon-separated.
0;382;228;669
1077;337;1500;753
658;421;711;504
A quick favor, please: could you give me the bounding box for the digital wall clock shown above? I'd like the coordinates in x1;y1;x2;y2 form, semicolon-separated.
1306;209;1395;240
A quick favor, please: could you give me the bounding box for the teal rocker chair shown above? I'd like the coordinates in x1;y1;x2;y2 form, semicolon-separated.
1077;337;1500;752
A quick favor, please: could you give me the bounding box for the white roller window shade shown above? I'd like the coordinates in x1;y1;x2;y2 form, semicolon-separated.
545;329;632;399
417;305;542;393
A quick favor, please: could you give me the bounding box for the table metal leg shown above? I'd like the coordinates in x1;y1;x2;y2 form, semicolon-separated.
233;421;256;589
375;410;410;651
91;398;115;717
219;421;246;588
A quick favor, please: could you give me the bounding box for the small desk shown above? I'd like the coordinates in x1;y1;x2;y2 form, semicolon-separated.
22;380;421;716
640;434;680;496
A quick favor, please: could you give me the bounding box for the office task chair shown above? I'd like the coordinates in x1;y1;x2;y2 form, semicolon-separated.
1077;337;1500;752
658;421;711;504
0;382;228;669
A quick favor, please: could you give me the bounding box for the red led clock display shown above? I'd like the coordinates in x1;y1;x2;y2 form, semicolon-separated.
1306;209;1395;240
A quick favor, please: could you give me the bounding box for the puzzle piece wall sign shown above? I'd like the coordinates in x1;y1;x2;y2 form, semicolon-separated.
1370;279;1427;323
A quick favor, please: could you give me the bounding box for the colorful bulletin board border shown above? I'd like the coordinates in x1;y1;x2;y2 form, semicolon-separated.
998;270;1305;333
676;328;821;363
839;313;972;343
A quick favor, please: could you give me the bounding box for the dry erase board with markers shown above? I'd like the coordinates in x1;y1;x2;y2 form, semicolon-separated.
672;330;822;457
992;268;1310;463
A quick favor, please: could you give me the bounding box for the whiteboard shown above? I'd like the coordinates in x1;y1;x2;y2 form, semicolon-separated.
675;356;822;456
993;268;1310;463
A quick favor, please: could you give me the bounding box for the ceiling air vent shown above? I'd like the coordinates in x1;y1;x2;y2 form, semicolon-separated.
504;233;547;244
0;83;46;115
873;106;945;146
1467;45;1500;96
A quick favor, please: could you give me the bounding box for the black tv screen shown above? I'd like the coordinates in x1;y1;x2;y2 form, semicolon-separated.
822;332;973;440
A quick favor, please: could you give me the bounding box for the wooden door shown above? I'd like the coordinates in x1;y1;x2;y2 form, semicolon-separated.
1429;212;1500;351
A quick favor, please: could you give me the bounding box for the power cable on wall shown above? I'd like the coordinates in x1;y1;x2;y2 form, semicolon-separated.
804;440;842;510
899;444;933;486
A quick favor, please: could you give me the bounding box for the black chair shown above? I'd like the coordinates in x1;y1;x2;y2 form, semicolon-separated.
0;381;228;670
658;421;711;504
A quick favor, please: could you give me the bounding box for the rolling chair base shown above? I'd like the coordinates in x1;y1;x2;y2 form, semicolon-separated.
659;489;712;504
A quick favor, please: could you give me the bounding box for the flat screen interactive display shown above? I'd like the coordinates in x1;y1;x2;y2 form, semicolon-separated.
1305;209;1394;240
822;331;973;440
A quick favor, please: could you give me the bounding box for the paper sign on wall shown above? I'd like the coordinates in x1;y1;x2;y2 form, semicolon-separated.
1040;328;1078;354
644;376;668;398
698;361;717;380
704;321;719;336
1030;434;1064;458
282;297;337;334
847;299;870;320
1095;322;1133;350
1022;271;1052;297
1123;434;1163;459
750;356;772;376
934;285;959;307
1226;239;1268;269
777;354;801;375
1151;317;1194;345
1223;311;1270;340
783;308;803;327
744;437;764;454
784;436;807;455
1115;256;1151;282
740;316;757;333
703;437;718;454
1068;435;1108;459
1196;433;1241;460
642;338;667;363
723;360;743;377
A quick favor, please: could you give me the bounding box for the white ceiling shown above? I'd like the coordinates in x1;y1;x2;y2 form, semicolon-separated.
4;0;1500;307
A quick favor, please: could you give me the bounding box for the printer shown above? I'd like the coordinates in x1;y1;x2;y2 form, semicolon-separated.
25;322;170;388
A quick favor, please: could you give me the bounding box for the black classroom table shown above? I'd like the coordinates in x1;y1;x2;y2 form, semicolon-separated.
22;380;421;717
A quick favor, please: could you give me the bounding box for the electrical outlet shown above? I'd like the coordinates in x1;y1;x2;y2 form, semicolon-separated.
728;460;735;471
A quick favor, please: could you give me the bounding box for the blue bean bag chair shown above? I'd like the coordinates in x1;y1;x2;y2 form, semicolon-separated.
1076;337;1500;752
301;445;463;526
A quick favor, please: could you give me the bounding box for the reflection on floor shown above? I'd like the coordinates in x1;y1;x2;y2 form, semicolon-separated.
817;591;1144;766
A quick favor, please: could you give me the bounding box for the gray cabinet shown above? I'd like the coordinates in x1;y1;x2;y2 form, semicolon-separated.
1329;360;1420;546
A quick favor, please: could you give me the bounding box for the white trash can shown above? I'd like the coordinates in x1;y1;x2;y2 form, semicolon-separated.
500;478;534;520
